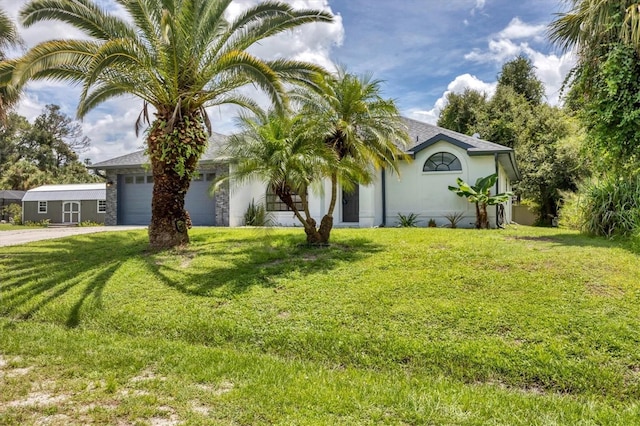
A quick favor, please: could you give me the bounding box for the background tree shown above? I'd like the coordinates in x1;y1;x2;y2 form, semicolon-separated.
437;88;487;135
11;0;333;249
497;55;544;105
437;56;588;224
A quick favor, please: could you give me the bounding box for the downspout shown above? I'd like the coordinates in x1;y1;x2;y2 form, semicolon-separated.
381;168;387;227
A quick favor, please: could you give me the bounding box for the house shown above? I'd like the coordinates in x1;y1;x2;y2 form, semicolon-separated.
90;118;519;228
0;190;26;222
22;183;106;224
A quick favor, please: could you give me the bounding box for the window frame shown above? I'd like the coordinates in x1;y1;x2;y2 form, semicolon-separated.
423;151;463;173
266;187;305;212
38;201;47;214
97;200;106;213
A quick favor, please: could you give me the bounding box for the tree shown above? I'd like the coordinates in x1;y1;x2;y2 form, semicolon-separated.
0;9;23;122
497;55;544;105
10;0;333;249
0;112;29;172
224;109;335;243
293;69;410;243
437;88;487;135
448;174;512;229
20;104;90;171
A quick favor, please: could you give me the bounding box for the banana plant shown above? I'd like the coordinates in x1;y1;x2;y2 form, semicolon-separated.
448;173;512;229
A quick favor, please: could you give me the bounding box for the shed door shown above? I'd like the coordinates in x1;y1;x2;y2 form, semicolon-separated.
62;201;80;223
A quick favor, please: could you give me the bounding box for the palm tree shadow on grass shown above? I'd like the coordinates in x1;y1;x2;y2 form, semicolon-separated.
0;231;148;326
143;233;383;296
0;229;382;326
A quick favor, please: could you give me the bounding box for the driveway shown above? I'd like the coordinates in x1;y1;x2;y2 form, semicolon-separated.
0;226;146;247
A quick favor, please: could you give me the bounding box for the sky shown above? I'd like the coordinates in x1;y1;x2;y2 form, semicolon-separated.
2;0;575;164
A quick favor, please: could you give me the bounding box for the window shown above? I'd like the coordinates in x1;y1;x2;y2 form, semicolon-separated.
266;187;304;212
124;176;134;184
146;176;154;184
135;175;145;184
38;201;47;214
423;152;462;172
97;200;106;213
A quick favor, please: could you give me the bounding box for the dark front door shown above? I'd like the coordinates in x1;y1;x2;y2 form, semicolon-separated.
342;186;359;223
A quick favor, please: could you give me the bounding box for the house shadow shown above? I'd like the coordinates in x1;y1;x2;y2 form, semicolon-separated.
0;229;381;327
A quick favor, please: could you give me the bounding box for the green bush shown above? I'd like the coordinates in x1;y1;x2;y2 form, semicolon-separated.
397;212;420;227
244;199;272;226
565;176;640;237
2;204;22;225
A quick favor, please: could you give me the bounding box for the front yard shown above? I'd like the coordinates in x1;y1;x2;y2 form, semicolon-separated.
1;227;639;424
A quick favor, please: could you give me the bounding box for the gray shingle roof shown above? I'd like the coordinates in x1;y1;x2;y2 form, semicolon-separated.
402;117;511;153
90;132;228;169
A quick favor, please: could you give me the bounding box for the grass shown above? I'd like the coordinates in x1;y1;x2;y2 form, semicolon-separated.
1;226;639;424
0;224;43;231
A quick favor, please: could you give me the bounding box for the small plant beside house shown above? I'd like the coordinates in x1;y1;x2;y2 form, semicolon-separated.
448;173;511;229
244;199;272;227
444;211;465;228
397;212;420;227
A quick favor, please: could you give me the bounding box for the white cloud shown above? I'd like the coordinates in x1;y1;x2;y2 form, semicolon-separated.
498;17;546;40
407;74;496;124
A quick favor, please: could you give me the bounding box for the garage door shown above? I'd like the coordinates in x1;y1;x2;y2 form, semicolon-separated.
118;173;216;225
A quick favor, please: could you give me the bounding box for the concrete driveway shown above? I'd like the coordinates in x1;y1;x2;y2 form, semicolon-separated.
0;226;146;247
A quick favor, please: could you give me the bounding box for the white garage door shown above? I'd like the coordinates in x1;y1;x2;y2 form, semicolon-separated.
118;173;216;225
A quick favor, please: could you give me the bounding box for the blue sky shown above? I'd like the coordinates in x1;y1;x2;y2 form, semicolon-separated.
4;0;574;163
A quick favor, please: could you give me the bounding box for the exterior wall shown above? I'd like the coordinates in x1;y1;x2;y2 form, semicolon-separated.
496;161;513;225
104;164;229;226
23;200;104;224
384;141;496;228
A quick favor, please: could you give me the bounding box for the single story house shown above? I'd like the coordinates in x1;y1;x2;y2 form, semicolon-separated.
0;190;26;222
90;118;519;228
22;183;106;224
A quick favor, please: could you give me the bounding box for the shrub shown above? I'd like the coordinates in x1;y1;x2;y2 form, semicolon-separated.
570;176;640;238
396;212;420;227
3;204;22;225
244;199;272;226
444;211;465;228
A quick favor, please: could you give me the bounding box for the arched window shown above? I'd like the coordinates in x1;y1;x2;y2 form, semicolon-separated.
423;152;462;172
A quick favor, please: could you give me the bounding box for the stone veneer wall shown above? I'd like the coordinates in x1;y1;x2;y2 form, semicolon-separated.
103;164;229;226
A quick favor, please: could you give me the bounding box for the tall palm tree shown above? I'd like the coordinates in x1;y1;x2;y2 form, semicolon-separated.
10;0;332;248
0;9;23;123
294;68;410;243
223;108;337;243
548;1;640;56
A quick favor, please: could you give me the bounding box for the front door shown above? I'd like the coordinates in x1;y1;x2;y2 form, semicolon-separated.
62;201;80;223
342;186;359;223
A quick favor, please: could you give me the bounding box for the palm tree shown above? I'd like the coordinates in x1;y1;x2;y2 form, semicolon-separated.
223;108;336;243
548;1;640;56
294;68;410;243
10;0;332;248
0;9;23;123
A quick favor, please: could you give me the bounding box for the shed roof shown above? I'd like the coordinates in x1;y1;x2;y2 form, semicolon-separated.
0;190;26;201
22;183;106;202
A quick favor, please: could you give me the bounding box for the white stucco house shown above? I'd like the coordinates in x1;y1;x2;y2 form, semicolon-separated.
90;117;519;229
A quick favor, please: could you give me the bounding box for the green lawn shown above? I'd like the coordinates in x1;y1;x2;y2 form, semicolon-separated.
1;227;639;425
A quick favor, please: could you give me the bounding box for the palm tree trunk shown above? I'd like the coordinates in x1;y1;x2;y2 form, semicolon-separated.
147;111;206;249
318;172;338;244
